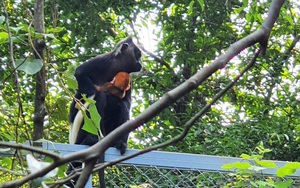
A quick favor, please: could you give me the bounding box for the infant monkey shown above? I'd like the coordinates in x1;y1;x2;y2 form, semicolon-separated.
96;72;131;99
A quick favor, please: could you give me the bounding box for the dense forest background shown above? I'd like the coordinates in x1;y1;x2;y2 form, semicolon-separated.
0;0;299;186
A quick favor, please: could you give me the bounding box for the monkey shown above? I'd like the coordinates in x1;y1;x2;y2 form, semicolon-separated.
67;37;142;188
95;72;131;99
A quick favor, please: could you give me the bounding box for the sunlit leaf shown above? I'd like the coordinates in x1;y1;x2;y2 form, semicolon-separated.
47;27;65;33
240;154;251;159
276;167;295;178
233;162;251;169
2;157;12;168
284;162;300;169
66;77;78;90
255;160;276;168
81;96;101;136
15;58;43;75
0;32;9;40
221;163;234;169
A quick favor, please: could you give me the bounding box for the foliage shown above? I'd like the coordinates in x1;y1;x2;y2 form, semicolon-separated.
0;0;300;186
222;153;298;187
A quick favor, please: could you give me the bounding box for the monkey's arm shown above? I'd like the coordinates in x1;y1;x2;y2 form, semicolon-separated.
75;61;98;97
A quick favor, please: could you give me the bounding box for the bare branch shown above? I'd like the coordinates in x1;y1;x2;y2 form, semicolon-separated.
129;19;176;75
75;158;97;187
0;142;60;160
1;0;25;141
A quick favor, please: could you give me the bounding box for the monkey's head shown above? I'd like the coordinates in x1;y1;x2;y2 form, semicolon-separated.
113;37;142;73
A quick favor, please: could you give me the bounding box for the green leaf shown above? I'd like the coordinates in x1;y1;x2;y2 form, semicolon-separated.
88;103;101;133
254;181;274;187
275;162;300;178
276;162;300;178
263;148;272;153
82;113;100;135
31;32;44;38
240;154;251;159
27;32;55;39
249;181;258;187
2;157;12;168
82;95;96;104
222;162;251;170
15;58;43;75
255;160;276;168
242;0;248;6
245;14;253;22
233;161;251;169
188;0;194;16
284;162;300;169
197;0;204;11
276;166;296;177
10;26;24;34
47;27;65;33
284;15;294;25
66;77;78;90
81;96;101;136
274;179;293;188
140;19;148;28
0;15;4;24
251;155;263;160
222;163;234;169
0;32;9;40
43;33;55;39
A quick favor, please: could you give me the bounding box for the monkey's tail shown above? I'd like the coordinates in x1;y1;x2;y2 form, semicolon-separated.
98;153;106;188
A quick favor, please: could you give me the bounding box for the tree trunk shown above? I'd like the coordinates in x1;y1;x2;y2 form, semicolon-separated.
33;0;46;141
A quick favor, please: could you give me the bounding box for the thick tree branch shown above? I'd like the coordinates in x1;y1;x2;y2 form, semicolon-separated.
33;0;47;141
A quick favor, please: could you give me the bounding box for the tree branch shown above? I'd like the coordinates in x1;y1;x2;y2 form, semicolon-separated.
0;142;60;161
1;0;25;143
92;48;260;172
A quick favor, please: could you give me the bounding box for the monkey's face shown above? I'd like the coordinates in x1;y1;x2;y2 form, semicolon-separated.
114;37;142;73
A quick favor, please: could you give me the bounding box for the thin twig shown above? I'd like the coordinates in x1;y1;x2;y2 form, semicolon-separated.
2;0;25;145
0;142;60;161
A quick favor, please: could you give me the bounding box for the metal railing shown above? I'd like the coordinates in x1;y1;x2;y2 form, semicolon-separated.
39;141;300;187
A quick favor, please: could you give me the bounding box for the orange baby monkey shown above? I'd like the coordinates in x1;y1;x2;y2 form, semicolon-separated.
96;72;131;99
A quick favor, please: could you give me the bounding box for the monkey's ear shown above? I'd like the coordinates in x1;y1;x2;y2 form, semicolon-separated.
120;43;129;53
115;43;129;56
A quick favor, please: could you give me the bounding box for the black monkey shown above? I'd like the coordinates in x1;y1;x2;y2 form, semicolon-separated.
67;37;142;188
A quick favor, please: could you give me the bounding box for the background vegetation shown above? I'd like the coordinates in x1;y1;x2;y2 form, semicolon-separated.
0;0;299;186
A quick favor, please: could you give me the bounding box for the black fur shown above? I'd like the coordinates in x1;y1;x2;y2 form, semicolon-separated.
67;37;142;188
